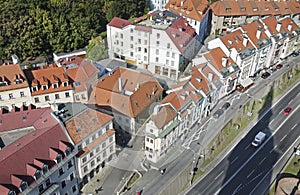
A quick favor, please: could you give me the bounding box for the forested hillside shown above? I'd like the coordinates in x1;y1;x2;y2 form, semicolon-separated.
0;0;147;61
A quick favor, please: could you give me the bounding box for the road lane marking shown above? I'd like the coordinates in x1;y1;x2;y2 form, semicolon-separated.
270;118;275;125
259;157;266;165
214;171;224;180
270;145;277;153
247;170;255;178
244;144;250;150
233;183;242;194
230;156;239;165
292;124;298;130
280;134;287;142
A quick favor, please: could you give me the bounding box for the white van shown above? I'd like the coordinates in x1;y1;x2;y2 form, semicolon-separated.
251;131;266;147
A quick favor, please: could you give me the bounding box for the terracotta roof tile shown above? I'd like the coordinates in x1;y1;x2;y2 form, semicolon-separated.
0;63;29;92
65;108;113;144
151;105;177;129
204;48;235;71
241;20;270;48
109;17;132;29
94;67;163;118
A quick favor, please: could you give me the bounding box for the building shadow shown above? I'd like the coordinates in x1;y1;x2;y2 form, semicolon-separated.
218;83;279;195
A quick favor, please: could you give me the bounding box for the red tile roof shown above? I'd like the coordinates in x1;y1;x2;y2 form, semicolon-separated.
0;63;29;92
241;20;270;48
65;108;113;144
220;29;254;52
108;17;132;29
94;67;163;118
166;0;209;21
204;48;235;70
24;64;72;96
166;17;198;53
151;105;177;129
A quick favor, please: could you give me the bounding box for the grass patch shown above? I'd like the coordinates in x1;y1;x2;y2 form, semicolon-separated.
126;172;140;188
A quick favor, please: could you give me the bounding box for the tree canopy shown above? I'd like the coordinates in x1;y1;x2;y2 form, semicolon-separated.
0;0;148;61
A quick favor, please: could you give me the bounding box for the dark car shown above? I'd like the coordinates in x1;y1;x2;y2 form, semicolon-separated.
222;102;231;110
292;51;299;57
276;64;283;69
261;72;271;79
283;107;292;115
213;109;224;119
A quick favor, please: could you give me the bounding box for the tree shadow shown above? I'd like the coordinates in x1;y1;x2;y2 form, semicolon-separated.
218;83;280;195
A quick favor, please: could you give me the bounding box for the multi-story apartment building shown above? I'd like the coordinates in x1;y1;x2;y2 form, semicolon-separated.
60;56;99;103
0;63;31;110
94;67;163;135
192;47;240;99
0;105;78;195
165;0;211;41
145;67;211;163
60;103;116;188
210;0;300;35
107;11;201;80
24;64;74;108
148;0;167;10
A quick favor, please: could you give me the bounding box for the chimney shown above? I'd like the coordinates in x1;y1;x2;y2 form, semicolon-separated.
256;29;261;39
180;0;184;6
288;24;292;31
243;36;248;47
222;56;228;67
118;77;123;92
276;23;281;32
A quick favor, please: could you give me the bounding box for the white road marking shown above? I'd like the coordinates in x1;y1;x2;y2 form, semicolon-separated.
244;144;250;150
215;171;224;180
230;156;239;165
270;118;275;125
270;145;277;153
233;183;242;194
247;170;255;178
259;157;266;165
280;134;287;142
292;124;298;130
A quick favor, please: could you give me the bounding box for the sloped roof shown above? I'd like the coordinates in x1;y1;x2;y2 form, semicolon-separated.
165;0;209;21
166;17;198;53
0;63;29;92
204;47;235;70
162;89;191;111
220;29;254;52
151;105;177;129
262;16;281;35
94;67;163;118
280;17;299;33
241;20;270;48
65;108;113;144
108;17;132;29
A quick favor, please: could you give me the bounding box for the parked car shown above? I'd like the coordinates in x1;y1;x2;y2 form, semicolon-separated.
222;102;231;110
261;72;271;79
276;64;283;69
283;107;292;115
292;51;299;57
213;109;224;119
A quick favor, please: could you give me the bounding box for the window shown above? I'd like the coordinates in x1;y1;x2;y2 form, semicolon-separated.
167;51;170;57
167;43;170;48
20;92;25;97
56;154;62;163
97;155;101;162
130;36;133;41
81;94;86;99
103;151;107;158
62;82;68;87
45;95;50;101
91;160;95;167
138;47;141;52
75;82;81;86
46;178;51;187
155;57;159;62
156;49;159;55
55;94;60;99
52;83;58;89
34;97;39;103
82;157;87;163
155;66;161;74
109;136;113;143
78;144;82;151
0;95;2;100
157;33;160;38
90;152;94;158
61;180;66;188
120;33;123;39
70;173;74;181
42;85;48;90
144;48;147;53
130;44;133;48
171;61;175;66
130;52;134;57
121;42;123;47
83;166;88;173
86;139;90;145
65;92;70;98
43;165;48;174
156;41;160;46
166;60;169;65
9;93;13;99
59;168;64;176
150;139;154;144
138;39;141;44
172;52;175;58
144;56;147;61
96;146;100;153
32;86;38;92
102;142;106;148
38;184;44;193
68;161;73;169
35;170;42;180
72;185;77;193
144;40;147;45
20;181;28;191
110;146;114;152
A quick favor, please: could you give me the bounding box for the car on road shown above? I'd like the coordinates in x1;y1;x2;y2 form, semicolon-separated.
222;102;231;110
252;131;266;147
283;107;292;115
213;109;224;119
292;51;299;57
276;64;283;69
261;72;271;79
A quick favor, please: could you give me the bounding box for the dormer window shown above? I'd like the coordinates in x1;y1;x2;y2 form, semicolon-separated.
42;85;48;90
8;191;16;195
52;83;58;89
56;154;62;164
20;181;28;192
62;81;68;87
42;165;48;174
34;170;42;180
65;147;71;156
32;86;38;92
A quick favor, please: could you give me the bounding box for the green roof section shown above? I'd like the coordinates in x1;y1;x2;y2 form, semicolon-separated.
158;120;179;139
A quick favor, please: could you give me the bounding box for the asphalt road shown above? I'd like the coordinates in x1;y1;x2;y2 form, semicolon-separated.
186;83;300;195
